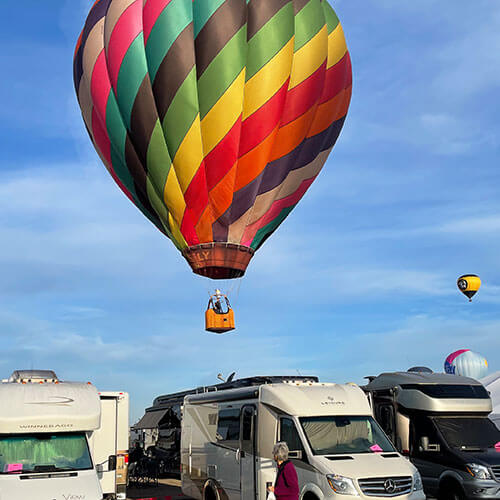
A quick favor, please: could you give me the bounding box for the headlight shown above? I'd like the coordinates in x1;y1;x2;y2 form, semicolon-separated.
413;472;423;491
326;474;359;496
466;463;492;480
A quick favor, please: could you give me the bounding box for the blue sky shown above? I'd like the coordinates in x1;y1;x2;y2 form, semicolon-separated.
1;0;500;422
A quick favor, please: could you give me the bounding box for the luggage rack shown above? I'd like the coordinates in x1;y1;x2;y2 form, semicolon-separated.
152;375;320;407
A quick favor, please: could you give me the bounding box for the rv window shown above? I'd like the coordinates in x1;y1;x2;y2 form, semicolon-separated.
241;407;253;442
433;417;500;450
410;416;441;455
0;432;93;474
217;409;240;441
280;418;304;454
400;384;489;399
377;404;394;438
300;416;395;455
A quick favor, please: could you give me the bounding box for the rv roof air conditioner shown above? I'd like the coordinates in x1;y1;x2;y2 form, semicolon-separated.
7;370;59;384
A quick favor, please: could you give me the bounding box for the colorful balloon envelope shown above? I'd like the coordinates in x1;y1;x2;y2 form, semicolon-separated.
457;274;481;301
74;0;352;279
444;349;488;380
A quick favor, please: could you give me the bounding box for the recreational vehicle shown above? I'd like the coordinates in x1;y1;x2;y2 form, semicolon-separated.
364;371;500;500
180;377;424;500
482;372;500;431
91;391;130;499
0;370;128;500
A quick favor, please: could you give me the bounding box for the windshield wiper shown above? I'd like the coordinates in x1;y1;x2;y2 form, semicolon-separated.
34;465;72;472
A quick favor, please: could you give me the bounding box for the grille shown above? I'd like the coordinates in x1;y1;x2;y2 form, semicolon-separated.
492;466;500;481
358;476;412;497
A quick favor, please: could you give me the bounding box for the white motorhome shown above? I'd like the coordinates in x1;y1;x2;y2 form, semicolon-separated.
91;392;130;500
181;379;425;500
0;370;128;500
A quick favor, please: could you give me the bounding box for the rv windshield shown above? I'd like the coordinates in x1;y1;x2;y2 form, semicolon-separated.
300;416;395;455
0;432;92;474
434;417;500;450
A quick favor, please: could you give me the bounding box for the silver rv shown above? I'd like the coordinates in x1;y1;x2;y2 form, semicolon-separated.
364;371;500;500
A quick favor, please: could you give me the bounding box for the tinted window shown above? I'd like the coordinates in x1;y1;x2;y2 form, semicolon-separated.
217;409;240;441
242;408;253;442
377;405;394;438
434;417;500;450
280;418;303;452
410;415;441;455
401;384;489;399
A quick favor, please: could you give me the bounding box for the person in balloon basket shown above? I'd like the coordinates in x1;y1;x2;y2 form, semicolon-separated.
267;442;299;500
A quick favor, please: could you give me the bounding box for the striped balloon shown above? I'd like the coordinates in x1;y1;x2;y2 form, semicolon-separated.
74;0;352;279
445;349;489;380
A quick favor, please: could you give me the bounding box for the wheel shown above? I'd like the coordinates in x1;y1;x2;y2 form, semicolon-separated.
204;485;217;500
439;481;466;500
302;493;319;500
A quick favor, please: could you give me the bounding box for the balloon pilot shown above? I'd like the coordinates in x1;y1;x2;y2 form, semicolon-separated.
205;290;235;334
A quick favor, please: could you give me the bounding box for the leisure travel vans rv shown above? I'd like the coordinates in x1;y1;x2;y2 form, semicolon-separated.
178;376;424;500
364;371;500;500
0;370;129;500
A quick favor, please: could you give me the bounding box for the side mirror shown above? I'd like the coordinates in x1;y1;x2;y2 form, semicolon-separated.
420;436;429;452
419;437;440;452
108;455;117;471
288;450;303;460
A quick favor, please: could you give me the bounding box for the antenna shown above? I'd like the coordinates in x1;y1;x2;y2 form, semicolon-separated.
227;372;236;383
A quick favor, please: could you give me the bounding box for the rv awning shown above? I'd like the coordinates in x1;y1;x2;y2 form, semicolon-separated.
133;409;168;429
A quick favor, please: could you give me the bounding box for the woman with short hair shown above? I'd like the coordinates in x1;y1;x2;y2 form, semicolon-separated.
267;442;299;500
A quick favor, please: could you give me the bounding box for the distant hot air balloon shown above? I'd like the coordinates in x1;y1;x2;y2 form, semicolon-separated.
457;274;481;301
73;0;352;280
444;349;488;379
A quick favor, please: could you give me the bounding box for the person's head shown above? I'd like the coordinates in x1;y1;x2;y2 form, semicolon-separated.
272;442;289;464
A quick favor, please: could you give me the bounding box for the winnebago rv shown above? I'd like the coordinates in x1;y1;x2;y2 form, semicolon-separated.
0;370;128;500
180;377;425;500
364;371;500;500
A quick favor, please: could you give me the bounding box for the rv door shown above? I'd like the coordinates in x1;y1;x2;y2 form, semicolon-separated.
240;406;256;500
216;408;241;500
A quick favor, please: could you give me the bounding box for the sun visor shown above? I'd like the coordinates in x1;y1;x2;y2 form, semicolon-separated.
0;382;101;433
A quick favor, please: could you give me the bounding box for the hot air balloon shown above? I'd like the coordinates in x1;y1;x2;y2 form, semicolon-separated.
73;0;352;282
444;349;488;380
457;274;481;301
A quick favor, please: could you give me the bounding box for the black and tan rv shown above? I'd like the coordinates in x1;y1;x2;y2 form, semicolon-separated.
364;371;500;500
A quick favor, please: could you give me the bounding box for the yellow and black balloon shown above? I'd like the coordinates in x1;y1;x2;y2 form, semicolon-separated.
457;275;481;302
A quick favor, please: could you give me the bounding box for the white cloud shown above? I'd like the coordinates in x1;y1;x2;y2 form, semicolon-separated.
317;313;500;386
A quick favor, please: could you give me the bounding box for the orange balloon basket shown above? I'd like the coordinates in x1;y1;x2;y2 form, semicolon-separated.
183;243;255;280
205;308;235;334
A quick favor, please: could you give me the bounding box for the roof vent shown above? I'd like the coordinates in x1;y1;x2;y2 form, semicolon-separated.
407;366;433;374
8;370;59;384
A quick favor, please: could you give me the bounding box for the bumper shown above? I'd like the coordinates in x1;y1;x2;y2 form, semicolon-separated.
322;491;426;500
462;479;500;499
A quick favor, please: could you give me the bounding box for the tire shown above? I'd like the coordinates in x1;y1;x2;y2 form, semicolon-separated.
302;493;319;500
439;481;466;500
204;485;217;500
